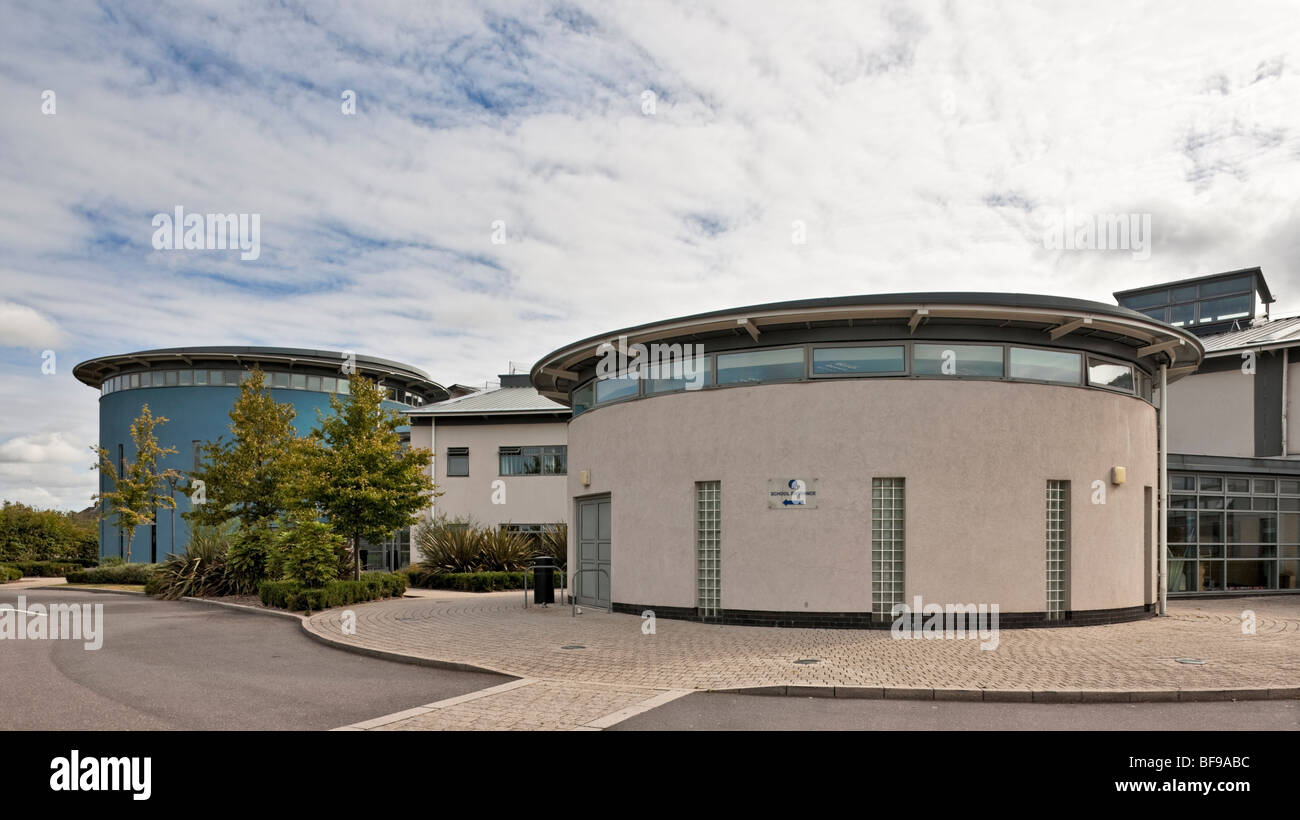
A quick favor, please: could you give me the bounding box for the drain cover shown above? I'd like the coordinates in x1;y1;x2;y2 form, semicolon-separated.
561;645;585;650
794;658;820;665
1175;658;1207;665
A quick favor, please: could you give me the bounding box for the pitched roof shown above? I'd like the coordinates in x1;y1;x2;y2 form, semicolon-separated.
407;385;567;416
1199;315;1300;356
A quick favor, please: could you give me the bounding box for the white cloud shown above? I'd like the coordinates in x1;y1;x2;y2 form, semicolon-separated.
2;1;1300;506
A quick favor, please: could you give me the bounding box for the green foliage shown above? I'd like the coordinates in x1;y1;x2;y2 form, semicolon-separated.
538;523;568;570
226;519;278;593
66;564;156;585
479;527;535;571
1;566;21;582
405;569;552;592
93;404;180;562
185;368;313;530
99;555;127;567
148;523;238;600
0;560;83;577
304;374;438;579
280;520;343;588
414;517;563;573
0;502;99;564
258;573;407;612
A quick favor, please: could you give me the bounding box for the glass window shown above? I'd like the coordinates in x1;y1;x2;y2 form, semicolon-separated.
1199;561;1224;591
715;348;805;385
1199;476;1223;493
1281;514;1300;543
1253;497;1278;511
1170;475;1195;491
1226;511;1276;543
178;370;192;385
1199;276;1251;298
1087;359;1133;392
164;370;178;386
129;373;140;388
1197;512;1223;542
1254;479;1276;494
1226;478;1250;493
1139;307;1167;322
646;357;712;393
812;346;905;376
225;371;241;385
594;375;639;403
337;378;349;395
272;372;289;389
913;344;1003;378
1170;495;1195;509
151;371;164;387
208;370;223;385
1284;497;1300;512
1169;302;1195;327
1171;286;1198;302
1168;511;1196;543
1010;348;1080;385
1198;294;1252;323
572;382;594;415
194;370;208;385
500;445;567;476
320;377;335;394
291;373;307;389
1226;560;1275;590
307;375;321;392
446;448;468;477
1122;289;1169;309
1281;560;1299;590
1281;480;1300;495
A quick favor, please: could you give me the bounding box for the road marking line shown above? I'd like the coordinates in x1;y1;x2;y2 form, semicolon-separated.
332;678;539;730
577;689;693;730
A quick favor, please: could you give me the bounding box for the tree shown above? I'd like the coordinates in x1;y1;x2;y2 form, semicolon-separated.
306;373;437;579
92;404;180;562
186;368;310;531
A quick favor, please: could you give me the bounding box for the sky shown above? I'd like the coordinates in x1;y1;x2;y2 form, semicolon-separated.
1;0;1300;510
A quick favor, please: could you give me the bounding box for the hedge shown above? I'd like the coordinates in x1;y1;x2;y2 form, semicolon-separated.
404;569;565;592
65;564;157;585
0;560;84;578
1;566;21;582
258;573;407;613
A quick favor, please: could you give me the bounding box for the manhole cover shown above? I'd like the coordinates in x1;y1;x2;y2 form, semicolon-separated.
561;645;585;650
1175;658;1207;665
794;658;820;665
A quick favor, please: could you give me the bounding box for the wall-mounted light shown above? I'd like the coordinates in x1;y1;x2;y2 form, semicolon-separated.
580;470;591;487
1111;466;1127;485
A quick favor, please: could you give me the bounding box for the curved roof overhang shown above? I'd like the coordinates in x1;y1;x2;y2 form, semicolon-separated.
73;346;448;402
531;292;1205;404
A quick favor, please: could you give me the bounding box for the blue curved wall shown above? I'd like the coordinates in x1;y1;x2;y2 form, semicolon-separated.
97;385;409;562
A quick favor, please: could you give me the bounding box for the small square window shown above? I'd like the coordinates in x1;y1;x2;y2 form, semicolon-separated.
165;370;178;386
291;373;307;389
307;375;321;392
178;370;192;385
446;447;469;477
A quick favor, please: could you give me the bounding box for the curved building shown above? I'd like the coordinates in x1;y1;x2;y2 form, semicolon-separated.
74;347;446;565
533;293;1203;628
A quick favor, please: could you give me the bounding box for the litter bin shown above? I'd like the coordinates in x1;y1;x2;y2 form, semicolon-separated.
532;556;555;605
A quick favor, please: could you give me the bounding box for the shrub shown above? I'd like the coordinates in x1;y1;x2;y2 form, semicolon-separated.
0;560;83;577
478;527;535;572
226;521;278;593
1;566;21;582
258;573;407;612
0;502;98;564
99;555;127;567
149;523;237;600
414;517;483;573
538;522;567;570
406;570;560;592
280;521;342;588
66;564;157;585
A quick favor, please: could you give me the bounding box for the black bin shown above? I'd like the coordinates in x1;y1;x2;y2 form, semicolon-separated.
532;556;555;604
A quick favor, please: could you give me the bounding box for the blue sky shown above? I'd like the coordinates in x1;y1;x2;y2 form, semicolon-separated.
2;0;1300;509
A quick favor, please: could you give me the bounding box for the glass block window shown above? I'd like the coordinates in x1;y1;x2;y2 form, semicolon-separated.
696;481;721;618
1046;480;1069;620
872;478;905;620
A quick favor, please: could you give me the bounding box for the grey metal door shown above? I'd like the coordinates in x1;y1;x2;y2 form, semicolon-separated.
577;496;611;608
